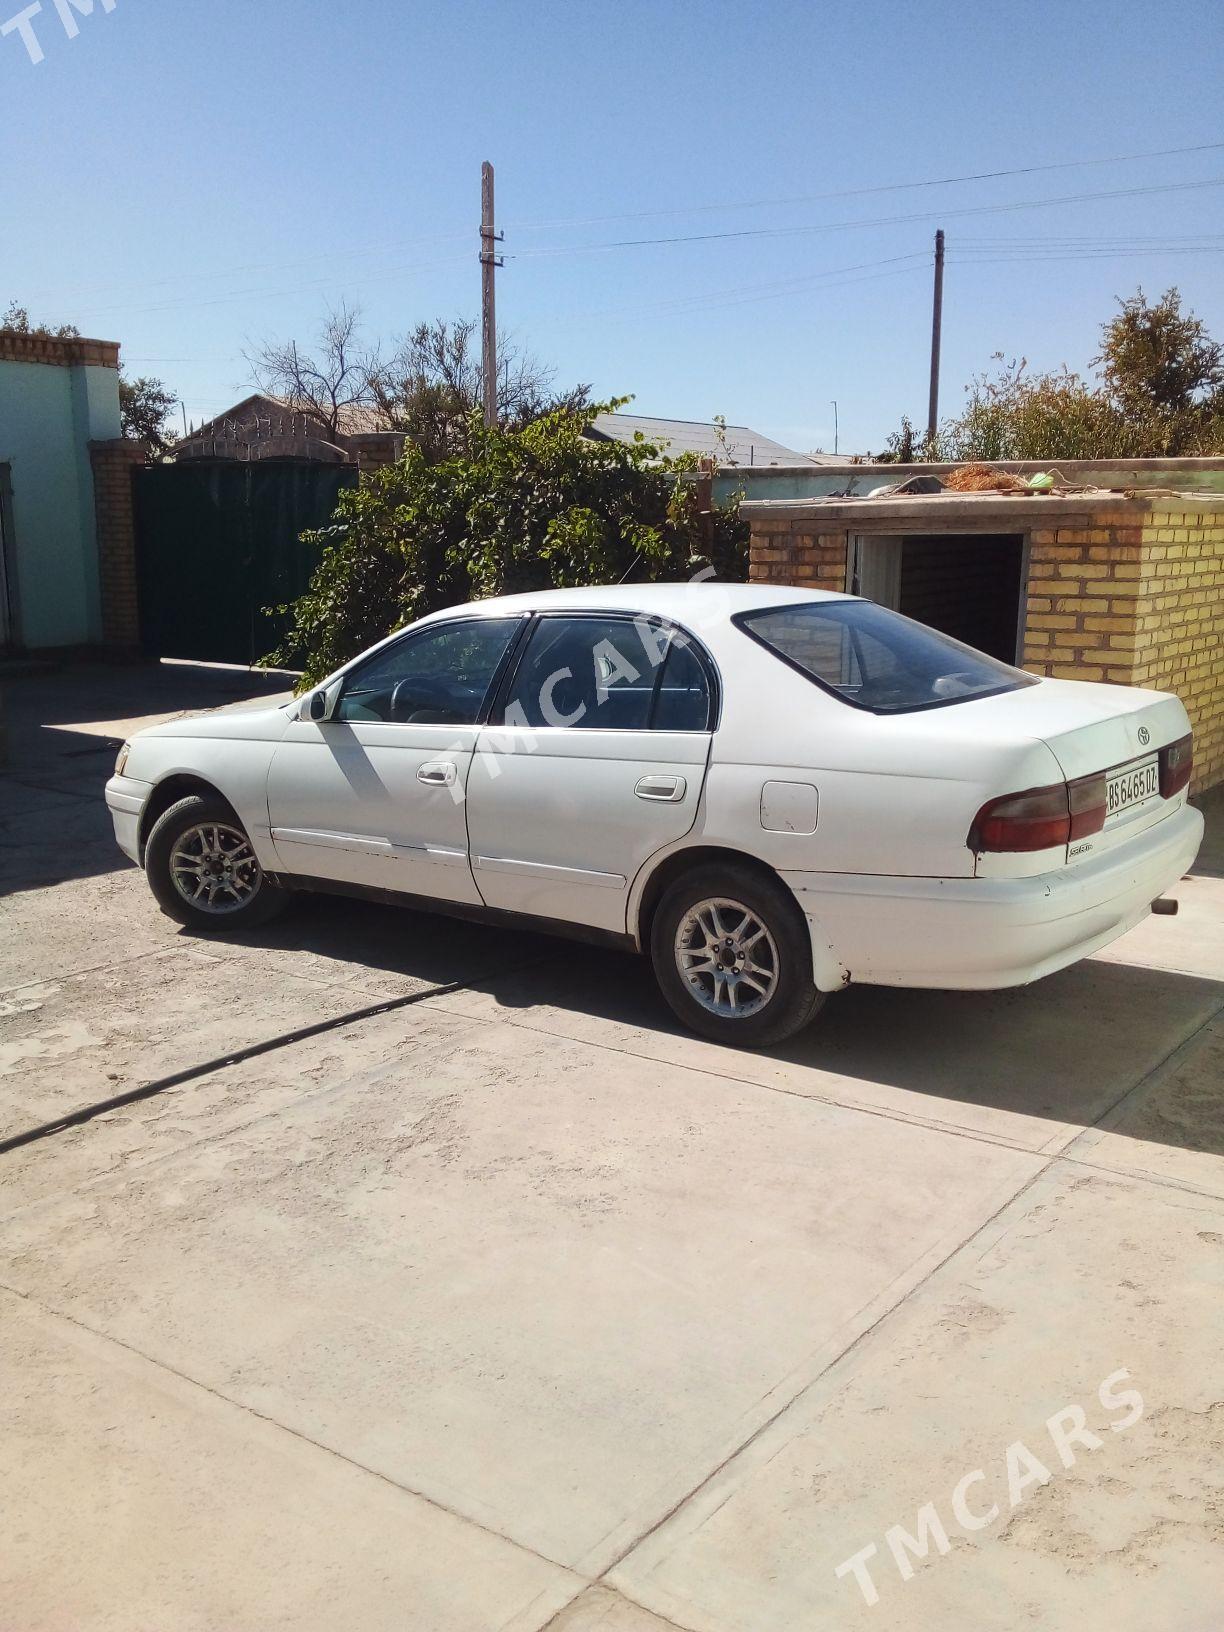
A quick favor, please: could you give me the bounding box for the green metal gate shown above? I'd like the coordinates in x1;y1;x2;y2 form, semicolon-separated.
133;460;357;665
0;463;14;648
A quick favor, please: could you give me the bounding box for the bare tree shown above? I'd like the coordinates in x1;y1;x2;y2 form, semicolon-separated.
245;302;377;442
370;318;588;460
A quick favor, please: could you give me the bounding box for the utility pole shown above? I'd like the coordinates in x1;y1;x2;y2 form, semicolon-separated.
480;161;504;429
926;228;945;452
830;400;839;457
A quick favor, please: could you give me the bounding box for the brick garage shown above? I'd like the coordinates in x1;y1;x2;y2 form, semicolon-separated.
744;492;1224;794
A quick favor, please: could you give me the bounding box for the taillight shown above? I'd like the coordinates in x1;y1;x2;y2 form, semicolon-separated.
969;783;1070;853
1068;773;1107;839
969;773;1106;854
1159;733;1193;799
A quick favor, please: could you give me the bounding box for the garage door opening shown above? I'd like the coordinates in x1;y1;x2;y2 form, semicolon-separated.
849;532;1026;663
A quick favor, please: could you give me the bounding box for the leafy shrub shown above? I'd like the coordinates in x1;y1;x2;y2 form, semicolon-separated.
265;401;748;687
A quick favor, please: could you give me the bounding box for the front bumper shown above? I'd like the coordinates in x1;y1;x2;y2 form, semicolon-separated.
782;802;1204;991
105;774;153;864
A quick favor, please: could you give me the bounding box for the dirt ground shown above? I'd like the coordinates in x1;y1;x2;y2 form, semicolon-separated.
2;660;1222;1631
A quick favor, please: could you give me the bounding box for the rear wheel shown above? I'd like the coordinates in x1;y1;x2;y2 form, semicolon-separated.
144;794;287;932
650;863;825;1047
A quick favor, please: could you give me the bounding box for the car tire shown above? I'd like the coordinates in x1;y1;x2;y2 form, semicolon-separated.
650;862;826;1047
144;793;287;933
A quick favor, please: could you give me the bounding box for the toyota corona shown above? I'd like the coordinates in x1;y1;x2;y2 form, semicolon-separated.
106;584;1202;1046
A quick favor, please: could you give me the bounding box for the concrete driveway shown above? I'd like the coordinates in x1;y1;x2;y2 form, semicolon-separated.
2;662;1222;1631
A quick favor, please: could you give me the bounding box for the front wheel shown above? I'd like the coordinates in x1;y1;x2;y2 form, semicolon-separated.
144;794;287;932
650;863;826;1047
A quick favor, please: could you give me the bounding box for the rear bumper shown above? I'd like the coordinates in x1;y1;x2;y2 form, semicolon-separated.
783;802;1204;991
105;774;152;864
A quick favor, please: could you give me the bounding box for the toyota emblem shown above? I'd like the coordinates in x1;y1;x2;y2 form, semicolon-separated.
1138;726;1150;745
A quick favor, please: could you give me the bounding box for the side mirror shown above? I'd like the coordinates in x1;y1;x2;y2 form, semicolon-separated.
300;679;341;722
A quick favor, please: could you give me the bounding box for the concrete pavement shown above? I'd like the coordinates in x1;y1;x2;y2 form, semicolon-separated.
1;662;1221;1630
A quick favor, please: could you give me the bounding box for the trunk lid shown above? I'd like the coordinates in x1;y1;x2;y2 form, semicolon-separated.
983;678;1184;782
1030;680;1188;858
928;677;1192;869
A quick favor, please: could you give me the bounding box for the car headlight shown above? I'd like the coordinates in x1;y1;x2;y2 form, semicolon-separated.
114;741;131;777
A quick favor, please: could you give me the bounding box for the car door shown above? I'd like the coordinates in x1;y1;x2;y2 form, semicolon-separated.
266;615;525;901
465;613;714;934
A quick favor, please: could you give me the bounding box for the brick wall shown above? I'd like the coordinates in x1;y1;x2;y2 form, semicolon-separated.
747;494;1224;793
90;438;148;650
1022;511;1145;683
0;331;120;369
1025;505;1224;793
1135;509;1224;793
750;523;848;589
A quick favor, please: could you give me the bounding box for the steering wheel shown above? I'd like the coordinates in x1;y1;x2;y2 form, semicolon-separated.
390;674;452;721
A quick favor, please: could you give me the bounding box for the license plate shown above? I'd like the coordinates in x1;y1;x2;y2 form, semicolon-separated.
1106;756;1159;817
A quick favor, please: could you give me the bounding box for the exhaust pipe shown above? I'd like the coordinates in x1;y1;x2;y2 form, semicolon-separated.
1151;897;1179;917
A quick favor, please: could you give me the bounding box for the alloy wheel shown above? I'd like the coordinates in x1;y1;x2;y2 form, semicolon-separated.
674;896;779;1017
168;822;262;914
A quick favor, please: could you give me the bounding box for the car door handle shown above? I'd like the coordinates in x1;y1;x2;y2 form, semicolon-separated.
635;774;686;802
418;760;457;787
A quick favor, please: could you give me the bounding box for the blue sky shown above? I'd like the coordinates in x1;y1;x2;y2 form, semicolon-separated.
4;0;1222;455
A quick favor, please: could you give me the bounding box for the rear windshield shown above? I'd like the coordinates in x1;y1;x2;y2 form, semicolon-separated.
737;600;1037;714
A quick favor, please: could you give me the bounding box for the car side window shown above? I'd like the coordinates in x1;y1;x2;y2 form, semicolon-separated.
500;615;711;731
336;618;521;725
653;635;712;730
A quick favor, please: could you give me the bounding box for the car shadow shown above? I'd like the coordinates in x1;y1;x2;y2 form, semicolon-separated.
207;890;561;993
211;887;1224;1165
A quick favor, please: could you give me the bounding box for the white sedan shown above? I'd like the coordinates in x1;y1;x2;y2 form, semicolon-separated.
106;584;1202;1046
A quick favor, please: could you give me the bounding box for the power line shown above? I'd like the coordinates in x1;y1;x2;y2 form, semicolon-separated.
27;140;1223;312
502;140;1224;229
610;252;930;311
639;261;929;317
951;241;1224;264
951;246;1224;262
537;261;931;328
529;219;1224;334
510;177;1224;259
958;232;1224;246
107;239;1222;349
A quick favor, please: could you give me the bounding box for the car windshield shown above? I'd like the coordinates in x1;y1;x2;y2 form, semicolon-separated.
738;599;1037;714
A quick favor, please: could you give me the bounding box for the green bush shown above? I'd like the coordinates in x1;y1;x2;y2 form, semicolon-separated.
266;401;748;687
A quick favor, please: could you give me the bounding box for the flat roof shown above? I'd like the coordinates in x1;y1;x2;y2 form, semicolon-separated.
742;491;1224;525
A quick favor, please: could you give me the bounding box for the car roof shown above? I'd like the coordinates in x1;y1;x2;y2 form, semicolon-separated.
422;582;856;625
